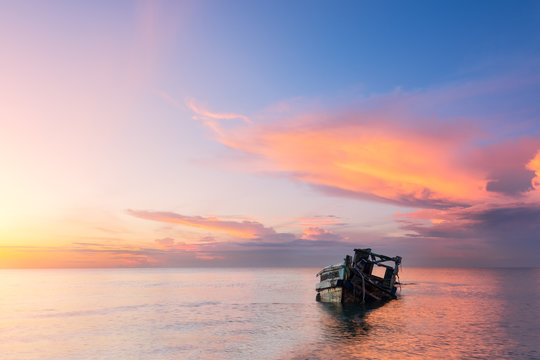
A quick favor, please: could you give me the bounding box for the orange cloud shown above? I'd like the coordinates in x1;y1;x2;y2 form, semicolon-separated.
189;105;484;207
262;127;485;205
527;150;540;189
127;210;276;239
188;96;540;209
301;227;333;240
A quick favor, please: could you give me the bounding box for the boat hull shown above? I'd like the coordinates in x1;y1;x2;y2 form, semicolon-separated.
316;282;396;304
316;286;343;303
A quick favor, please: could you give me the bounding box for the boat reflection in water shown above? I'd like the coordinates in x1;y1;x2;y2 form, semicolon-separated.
316;301;387;340
289;300;401;360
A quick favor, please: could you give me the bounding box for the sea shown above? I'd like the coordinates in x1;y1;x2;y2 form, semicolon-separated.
1;267;539;360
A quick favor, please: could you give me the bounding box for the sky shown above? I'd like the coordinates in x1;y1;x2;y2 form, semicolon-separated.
1;0;540;268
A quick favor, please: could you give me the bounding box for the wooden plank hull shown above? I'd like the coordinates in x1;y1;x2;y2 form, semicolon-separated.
316;286;343;303
316;282;396;304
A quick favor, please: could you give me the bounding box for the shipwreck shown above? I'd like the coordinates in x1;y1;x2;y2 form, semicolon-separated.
316;248;402;304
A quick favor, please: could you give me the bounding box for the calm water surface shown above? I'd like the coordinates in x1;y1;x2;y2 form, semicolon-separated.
1;268;539;359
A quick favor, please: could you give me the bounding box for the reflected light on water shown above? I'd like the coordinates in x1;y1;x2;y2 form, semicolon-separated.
292;268;540;359
0;268;539;359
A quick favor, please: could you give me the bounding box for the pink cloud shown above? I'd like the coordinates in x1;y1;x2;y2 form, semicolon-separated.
127;209;276;239
155;237;200;251
293;216;345;227
301;227;339;241
155;237;175;247
183;84;540;266
187;87;540;209
128;209;355;253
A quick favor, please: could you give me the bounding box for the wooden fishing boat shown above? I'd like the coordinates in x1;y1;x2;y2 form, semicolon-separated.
316;248;401;304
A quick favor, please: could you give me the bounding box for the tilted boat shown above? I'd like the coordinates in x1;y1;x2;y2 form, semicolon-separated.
316;248;402;303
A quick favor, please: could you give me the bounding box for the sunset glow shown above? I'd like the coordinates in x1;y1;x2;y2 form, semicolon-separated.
1;1;540;268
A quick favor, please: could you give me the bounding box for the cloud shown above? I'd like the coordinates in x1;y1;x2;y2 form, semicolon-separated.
467;137;540;196
154;237;200;251
125;208;357;261
126;209;276;239
0;216;398;267
186;96;251;126
128;209;351;246
395;203;540;266
293;215;345;227
301;227;344;242
72;242;109;247
0;244;155;268
227;224;352;251
181;76;540;266
187;91;540;209
527;150;540;188
155;237;175;247
0;241;226;268
199;236;216;243
158;91;185;110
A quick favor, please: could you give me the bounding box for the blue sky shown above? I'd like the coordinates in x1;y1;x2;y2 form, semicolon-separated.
167;1;540;99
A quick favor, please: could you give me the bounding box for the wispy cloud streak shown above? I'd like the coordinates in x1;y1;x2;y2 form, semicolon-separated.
126;209;275;239
186;97;251;123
